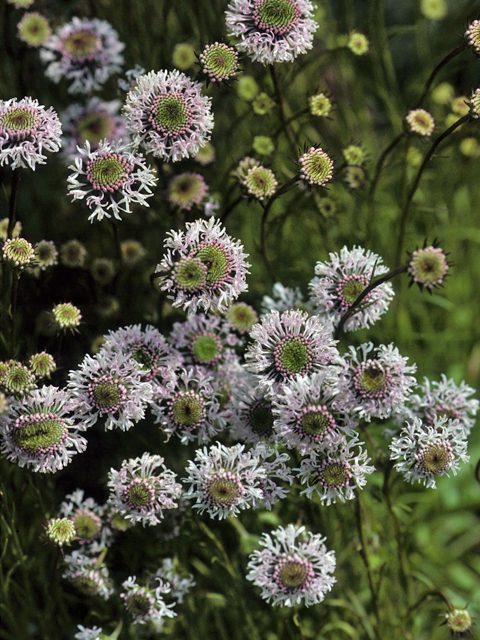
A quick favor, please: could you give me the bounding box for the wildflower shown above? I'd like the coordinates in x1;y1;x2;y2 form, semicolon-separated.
0;392;7;414
261;281;312;316
2;238;35;267
169;313;236;369
167;172;208;211
183;442;266;519
59;489;110;549
233;155;260;183
272;371;358;454
52;302;82;332
227;301;258;333
195;141;215;165
45;517;76;547
121;239;146;265
250;442;294;509
34;240;57;270
389;415;469;488
252;92;275;115
253;135;274;155
172;43;196;70
229;372;278;443
407;241;450;291
40;17;125;94
236;75;259;100
63;550;113;599
347;31;369;55
121;575;176;625
60;97;129;162
243;164;278;200
442;608;474;637
3;363;36;397
226;0;318;65
244;309;339;397
431;82;455;105
17;12;51;47
420;0;447;20
298;147;334;187
296;438;374;504
117;65;146;93
60;239;87;268
0;97;62;170
335;343;417;422
246;524;336;606
74;626;106;640
406;109;435;137
7;0;34;7
343;144;367;166
309;92;332;117
0;218;21;240
67;140;157;223
451;96;469;116
309;245;394;331
0;385;87;473
342;165;367;189
465;19;480;56
122;70;214;162
469;88;480;119
29;352;56;378
153;217;250;314
460;138;480;157
198;42;239;84
155;558;196;604
107;452;182;526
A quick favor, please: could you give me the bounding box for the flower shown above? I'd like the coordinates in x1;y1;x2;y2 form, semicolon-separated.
17;12;51;47
7;0;34;7
0;218;21;240
121;239;146;265
195;141;215;165
309;92;332;117
253;135;275;156
226;0;318;65
228;372;278;443
68;350;153;431
308;245;394;331
67;140;157;222
406;109;435;137
469;88;480;118
296;439;375;504
407;242;450;290
34;240;57;270
117;65;146;93
45;517;76;547
107;452;182;526
227;301;258;333
3;363;36;397
183;442;266;519
90;258;116;285
153;217;250;314
250;442;294;509
2;238;35;267
60;97;129;162
121;575;176;625
74;626;106;640
52;302;82;332
245;309;339;397
237;75;259;100
40;17;125;94
172;43;196;70
60;239;87;268
246;524;336;606
242;164;278;200
0;386;87;473
252;92;275;115
342;144;367;166
63;550;113;599
442;608;474;637
29;352;56;378
58;489;110;549
347;31;369;55
167;172;208;210
298;147;334;187
0;97;62;170
342;165;367;189
198;42;239;84
155;558;196;604
465;19;480;56
261;281;312;316
335;343;417;421
122;70;214;162
420;0;447;20
389;416;469;488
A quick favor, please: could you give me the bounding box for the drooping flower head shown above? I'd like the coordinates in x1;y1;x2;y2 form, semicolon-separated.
308;245;394;331
40;17;125;94
298;146;334;187
246;524;336;606
67;139;157;222
153;217;250;314
442;607;474;637
226;0;318;65
17;12;51;48
405;109;435;137
0;386;87;473
198;42;239;84
121;575;176;625
407;241;450;291
167;172;208;211
122;70;214;162
0;97;62;170
63;550;114;600
107;452;182;527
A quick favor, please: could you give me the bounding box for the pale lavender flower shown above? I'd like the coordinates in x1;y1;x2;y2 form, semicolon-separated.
389;416;469;488
153;217;250;314
308;246;394;331
272;371;358;454
67;139;157;222
0;385;86;473
75;626;104;640
122;70;214;162
68;351;153;431
228;371;279;444
244;309;339;397
60;97;129;162
58;489;111;551
117;64;146;92
0;97;62;170
40;17;125;94
250;442;294;509
296;439;375;505
121;575;176;625
107;452;182;526
261;282;313;317
167;172;208;211
226;0;318;65
182;442;266;519
155;558;196;604
335;343;417;422
63;550;114;600
246;524;336;607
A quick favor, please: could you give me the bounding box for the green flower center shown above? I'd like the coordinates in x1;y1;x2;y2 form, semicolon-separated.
168;173;205;209
169;391;206;430
336;274;369;307
173;256;208;292
274;556;313;590
300;148;334;186
124;478;154;509
12;414;67;453
353;361;392;398
194;242;232;289
191;332;222;365
207;471;243;506
62;29;101;61
148;92;192;136
274;335;313;379
247;399;275;436
86;154;132;192
317;459;352;489
416;439;453;475
73;511;101;540
245;166;277;200
130;344;156;377
46;518;76;546
201;43;238;81
0;107;40;138
77;112;115;146
126;592;154;617
297;405;336;441
228;302;257;332
90;375;127;413
73;574;100;596
253;0;300;35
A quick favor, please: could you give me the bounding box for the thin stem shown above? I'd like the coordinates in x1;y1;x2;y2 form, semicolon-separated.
111;220;123;265
406;590;453;617
269;64;300;151
334;265;408;339
415;43;468;108
395;114;471;266
7;168;21;240
9;268;19;357
221;194;244;222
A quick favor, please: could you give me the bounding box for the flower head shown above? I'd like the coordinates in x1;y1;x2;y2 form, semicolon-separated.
29;352;56;378
58;489;111;550
227;301;258;333
198;42;239;84
0;386;87;473
406;109;435;137
343;144;367;166
252;92;275;115
40;17;125;94
34;240;58;270
63;550;113;599
298;146;334;187
347;31;369;55
407;242;450;290
122;70;214;162
469;88;480;119
308;245;394;331
465;19;480;55
153;217;250;314
3;237;35;267
0;97;62;170
242;164;278;200
121;575;176;625
261;281;312;316
1;362;36;397
228;372;278;443
246;524;336;606
226;0;318;65
121;239;146;265
108;452;182;526
52;302;82;332
60;239;87;268
309;92;332;117
167;172;208;210
45;517;76;547
172;43;196;70
442;608;474;637
17;12;51;47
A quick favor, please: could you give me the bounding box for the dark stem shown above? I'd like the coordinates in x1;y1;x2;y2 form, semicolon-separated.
334;265;408;339
406;590;453;617
7;168;21;240
395;114;471;266
269;64;300;151
9;267;19;357
221;194;244;222
415;43;468;108
111;220;123;265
